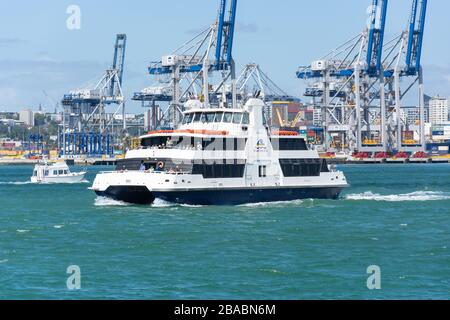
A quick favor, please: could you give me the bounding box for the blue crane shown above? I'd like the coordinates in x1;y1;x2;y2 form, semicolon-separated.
214;0;238;71
403;0;428;76
366;0;388;76
296;0;389;80
148;0;238;76
109;34;127;98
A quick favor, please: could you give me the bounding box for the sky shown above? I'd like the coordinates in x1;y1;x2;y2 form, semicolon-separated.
0;0;449;113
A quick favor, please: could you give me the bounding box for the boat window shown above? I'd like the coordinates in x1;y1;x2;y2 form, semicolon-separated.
279;159;322;177
53;170;58;175
259;166;267;178
193;112;202;123
33;171;37;177
223;112;233;123
63;170;68;175
58;170;64;175
214;112;224;123
206;113;215;123
242;112;250;125
200;113;207;123
232;113;243;124
182;113;193;125
271;138;308;151
44;170;49;176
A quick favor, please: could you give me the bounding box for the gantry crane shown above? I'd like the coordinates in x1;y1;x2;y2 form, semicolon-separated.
60;34;127;157
137;0;238;128
297;0;389;152
383;0;428;152
296;0;428;154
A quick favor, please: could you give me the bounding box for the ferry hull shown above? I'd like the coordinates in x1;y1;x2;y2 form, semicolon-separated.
96;186;345;206
96;186;155;205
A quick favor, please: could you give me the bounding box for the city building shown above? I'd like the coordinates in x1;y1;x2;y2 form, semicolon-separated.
19;109;34;127
429;96;449;125
400;107;429;126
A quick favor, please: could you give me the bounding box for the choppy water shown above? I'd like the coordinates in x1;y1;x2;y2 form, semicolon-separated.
0;164;449;300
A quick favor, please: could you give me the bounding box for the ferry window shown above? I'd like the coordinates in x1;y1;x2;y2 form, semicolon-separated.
206;113;215;123
214;112;224;123
223;112;233;123
279;159;321;177
259;166;267;178
182;113;193;124
193;112;202;123
242;112;250;125
200;113;207;123
232;113;243;124
271;138;308;151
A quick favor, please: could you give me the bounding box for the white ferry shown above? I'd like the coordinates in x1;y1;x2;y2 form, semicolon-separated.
31;160;86;184
92;98;349;205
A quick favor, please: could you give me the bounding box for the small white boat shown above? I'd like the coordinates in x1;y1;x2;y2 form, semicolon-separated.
31;159;86;184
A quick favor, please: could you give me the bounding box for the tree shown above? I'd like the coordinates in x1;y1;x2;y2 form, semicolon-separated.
34;114;46;127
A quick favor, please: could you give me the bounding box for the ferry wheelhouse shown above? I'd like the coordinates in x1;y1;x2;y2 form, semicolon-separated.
92;98;348;205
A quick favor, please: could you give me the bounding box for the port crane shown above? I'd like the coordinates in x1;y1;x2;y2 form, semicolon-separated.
135;0;238;129
236;63;300;125
60;34;127;157
383;0;428;152
297;0;389;152
297;0;427;154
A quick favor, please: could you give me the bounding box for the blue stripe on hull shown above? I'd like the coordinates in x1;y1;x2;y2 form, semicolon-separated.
96;186;345;206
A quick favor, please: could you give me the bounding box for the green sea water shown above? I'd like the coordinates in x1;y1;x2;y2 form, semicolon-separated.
0;164;449;300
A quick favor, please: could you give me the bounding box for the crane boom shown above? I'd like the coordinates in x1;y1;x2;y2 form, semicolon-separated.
214;0;238;70
404;0;428;75
109;34;127;97
366;0;388;76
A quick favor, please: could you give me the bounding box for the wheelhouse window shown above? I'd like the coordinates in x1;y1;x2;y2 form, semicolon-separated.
223;112;233;123
205;113;215;123
182;113;193;124
193;112;202;123
214;112;224;123
242;112;250;125
232;113;243;124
